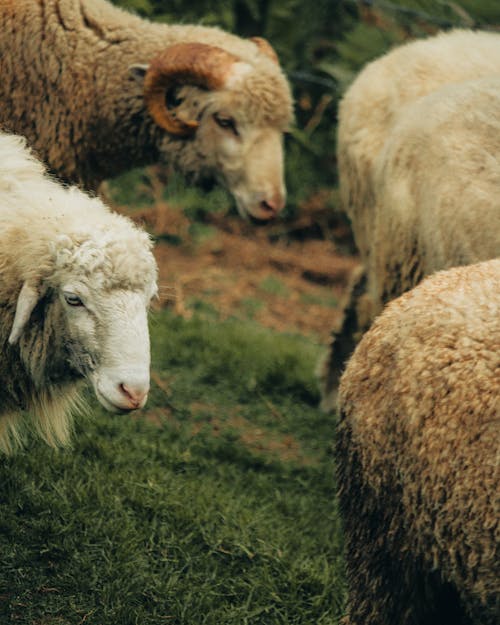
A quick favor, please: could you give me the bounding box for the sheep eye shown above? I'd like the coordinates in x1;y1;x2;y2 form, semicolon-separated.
166;87;184;110
213;113;239;136
63;292;84;307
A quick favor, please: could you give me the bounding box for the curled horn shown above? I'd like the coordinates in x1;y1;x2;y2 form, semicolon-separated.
144;42;240;137
249;37;279;64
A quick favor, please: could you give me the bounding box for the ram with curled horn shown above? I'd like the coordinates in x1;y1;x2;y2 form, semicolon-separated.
0;0;294;222
143;43;243;137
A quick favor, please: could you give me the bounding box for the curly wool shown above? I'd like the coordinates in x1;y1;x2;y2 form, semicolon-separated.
0;133;157;453
0;0;293;190
337;259;500;625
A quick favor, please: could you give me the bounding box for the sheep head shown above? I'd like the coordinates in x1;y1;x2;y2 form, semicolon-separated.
132;40;293;222
9;227;158;414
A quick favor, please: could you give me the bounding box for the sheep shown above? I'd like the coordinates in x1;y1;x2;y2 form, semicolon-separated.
0;0;294;222
0;132;158;454
337;28;500;259
320;31;500;411
337;259;500;625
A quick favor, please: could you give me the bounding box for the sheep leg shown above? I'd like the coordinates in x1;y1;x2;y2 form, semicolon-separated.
319;265;370;412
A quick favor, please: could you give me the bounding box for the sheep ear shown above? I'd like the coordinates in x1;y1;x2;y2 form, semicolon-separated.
8;282;40;345
129;64;149;84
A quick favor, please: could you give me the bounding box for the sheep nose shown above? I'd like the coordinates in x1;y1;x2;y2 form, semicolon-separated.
118;382;149;409
260;193;285;216
260;199;277;215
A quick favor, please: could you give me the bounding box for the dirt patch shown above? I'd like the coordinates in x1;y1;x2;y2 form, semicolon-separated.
124;198;357;460
129;199;359;342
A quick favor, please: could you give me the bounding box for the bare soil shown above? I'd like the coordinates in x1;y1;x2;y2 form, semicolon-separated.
128;196;359;343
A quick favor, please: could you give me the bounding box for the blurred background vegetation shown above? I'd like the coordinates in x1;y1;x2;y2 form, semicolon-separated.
109;0;500;235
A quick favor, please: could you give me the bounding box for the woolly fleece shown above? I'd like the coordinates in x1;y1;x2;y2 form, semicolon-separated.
0;133;157;453
0;0;293;191
337;259;500;625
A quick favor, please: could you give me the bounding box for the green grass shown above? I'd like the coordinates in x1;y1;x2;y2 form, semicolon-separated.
299;292;339;308
0;310;344;625
108;168;233;219
259;276;291;298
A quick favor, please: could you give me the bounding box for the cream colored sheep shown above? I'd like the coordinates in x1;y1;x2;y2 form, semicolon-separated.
0;132;158;454
0;0;293;221
338;29;500;258
320;30;500;411
365;77;500;311
338;259;500;625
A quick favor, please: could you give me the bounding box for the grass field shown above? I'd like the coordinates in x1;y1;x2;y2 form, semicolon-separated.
0;306;346;624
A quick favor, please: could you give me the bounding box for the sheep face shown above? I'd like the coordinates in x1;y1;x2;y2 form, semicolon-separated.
56;285;154;413
169;86;287;221
9;232;158;414
221;125;286;222
134;42;293;221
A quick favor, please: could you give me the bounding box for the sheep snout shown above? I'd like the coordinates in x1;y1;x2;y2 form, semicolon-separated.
222;127;286;221
94;370;150;413
259;194;285;217
234;187;286;222
119;383;149;410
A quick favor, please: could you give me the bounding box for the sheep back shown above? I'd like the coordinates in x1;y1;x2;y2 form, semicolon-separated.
337;259;500;625
338;29;500;259
368;76;500;314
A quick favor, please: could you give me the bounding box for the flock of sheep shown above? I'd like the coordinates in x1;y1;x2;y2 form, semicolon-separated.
0;1;498;624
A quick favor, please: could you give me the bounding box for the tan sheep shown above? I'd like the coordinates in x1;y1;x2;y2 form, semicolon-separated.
337;258;500;625
0;0;294;221
320;30;500;411
337;29;500;258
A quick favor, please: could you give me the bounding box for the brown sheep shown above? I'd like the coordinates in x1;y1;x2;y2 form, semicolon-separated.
337;259;500;625
0;0;293;221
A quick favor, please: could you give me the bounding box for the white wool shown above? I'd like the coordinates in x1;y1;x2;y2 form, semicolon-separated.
0;132;158;454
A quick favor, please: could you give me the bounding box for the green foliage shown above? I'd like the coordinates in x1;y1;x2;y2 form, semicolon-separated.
0;310;344;625
259;275;290;297
333;0;500;75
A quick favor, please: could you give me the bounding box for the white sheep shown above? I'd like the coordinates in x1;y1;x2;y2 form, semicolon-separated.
337;258;500;625
0;0;294;221
320;30;500;411
0;132;158;454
